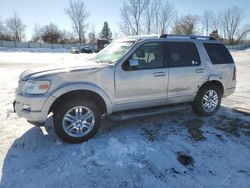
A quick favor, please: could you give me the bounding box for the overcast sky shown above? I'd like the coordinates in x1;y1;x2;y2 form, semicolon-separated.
0;0;249;40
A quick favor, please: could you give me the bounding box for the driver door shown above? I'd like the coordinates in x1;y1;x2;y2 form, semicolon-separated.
113;42;168;112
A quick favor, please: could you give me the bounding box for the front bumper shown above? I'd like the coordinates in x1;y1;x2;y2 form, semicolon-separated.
13;93;55;123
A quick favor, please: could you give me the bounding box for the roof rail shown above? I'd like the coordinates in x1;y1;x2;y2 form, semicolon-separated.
159;34;216;40
122;34;159;40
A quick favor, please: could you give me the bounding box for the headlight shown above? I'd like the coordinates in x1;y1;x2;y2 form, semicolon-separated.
21;80;50;95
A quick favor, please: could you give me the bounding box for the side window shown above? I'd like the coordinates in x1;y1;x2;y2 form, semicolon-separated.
126;42;164;70
165;42;201;67
204;43;234;64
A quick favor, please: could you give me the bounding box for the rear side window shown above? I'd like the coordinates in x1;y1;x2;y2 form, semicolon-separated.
204;43;234;64
165;42;201;67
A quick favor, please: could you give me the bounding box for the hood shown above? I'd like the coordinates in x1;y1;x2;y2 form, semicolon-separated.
19;61;113;80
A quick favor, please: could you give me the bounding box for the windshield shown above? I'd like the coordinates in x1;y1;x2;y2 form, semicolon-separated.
92;41;133;64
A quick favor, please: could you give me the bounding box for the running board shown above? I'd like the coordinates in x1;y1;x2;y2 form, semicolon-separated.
108;104;190;121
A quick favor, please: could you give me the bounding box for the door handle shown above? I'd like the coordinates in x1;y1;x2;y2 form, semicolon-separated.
195;69;205;73
154;72;165;77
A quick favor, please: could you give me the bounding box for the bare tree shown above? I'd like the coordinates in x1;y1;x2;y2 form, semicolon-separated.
145;0;174;35
60;30;75;44
119;11;132;36
88;25;97;44
65;0;89;43
5;11;26;42
112;31;122;40
0;17;5;35
0;17;12;41
202;10;216;36
41;23;62;43
172;14;199;35
0;18;6;40
31;24;42;42
120;0;150;36
151;0;161;34
145;2;154;34
158;0;174;34
235;24;250;44
220;6;250;45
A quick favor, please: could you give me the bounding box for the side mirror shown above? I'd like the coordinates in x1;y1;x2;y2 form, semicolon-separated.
123;59;139;71
129;59;139;67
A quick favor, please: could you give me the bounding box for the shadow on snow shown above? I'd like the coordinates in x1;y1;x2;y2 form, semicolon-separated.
1;106;250;188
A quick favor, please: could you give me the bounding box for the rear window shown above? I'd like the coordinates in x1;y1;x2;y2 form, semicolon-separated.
204;43;234;64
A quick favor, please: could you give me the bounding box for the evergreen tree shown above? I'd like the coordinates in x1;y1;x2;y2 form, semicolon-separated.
100;21;112;40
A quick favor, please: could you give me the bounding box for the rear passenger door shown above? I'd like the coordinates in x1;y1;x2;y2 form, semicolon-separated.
166;42;207;104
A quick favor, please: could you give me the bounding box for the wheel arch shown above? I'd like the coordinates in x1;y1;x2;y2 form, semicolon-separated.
199;80;224;96
48;84;112;115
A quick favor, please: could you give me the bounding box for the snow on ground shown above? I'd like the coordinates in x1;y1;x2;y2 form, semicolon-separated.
0;48;250;188
0;47;93;65
0;47;69;53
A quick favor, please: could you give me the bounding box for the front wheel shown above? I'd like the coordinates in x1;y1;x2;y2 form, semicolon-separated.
53;99;101;143
192;84;222;117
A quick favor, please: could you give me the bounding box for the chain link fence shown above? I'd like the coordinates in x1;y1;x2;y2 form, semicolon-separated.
1;40;249;51
0;40;97;50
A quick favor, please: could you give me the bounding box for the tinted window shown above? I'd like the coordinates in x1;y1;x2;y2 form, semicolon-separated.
128;43;164;69
165;42;200;67
204;43;234;64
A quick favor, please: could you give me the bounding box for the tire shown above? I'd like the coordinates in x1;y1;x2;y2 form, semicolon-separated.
192;84;222;117
53;98;101;143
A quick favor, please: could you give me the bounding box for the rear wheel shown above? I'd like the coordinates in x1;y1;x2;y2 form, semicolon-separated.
192;84;222;117
53;98;101;143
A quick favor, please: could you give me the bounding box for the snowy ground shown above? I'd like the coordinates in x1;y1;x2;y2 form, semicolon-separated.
0;48;250;188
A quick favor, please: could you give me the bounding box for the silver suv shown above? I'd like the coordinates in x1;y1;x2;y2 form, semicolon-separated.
14;35;236;143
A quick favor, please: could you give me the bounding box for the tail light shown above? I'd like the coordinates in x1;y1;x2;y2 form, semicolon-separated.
233;66;236;80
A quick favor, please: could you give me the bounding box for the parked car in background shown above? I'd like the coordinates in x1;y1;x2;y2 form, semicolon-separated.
70;47;80;54
80;46;93;53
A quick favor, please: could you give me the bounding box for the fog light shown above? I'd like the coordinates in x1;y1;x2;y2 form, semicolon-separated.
23;104;31;111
